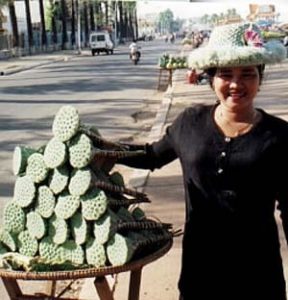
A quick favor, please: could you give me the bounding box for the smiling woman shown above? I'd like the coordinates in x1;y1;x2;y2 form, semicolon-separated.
117;21;288;300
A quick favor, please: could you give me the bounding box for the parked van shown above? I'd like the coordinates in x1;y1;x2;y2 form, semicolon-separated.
89;31;114;56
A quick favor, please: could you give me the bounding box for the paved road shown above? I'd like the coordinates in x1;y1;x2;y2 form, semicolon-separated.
0;39;183;299
0;39;179;209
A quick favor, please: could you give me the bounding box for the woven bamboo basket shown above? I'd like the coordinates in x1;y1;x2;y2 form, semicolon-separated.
0;239;172;281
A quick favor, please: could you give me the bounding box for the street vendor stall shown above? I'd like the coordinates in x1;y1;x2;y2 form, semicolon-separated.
0;239;172;300
0;105;174;300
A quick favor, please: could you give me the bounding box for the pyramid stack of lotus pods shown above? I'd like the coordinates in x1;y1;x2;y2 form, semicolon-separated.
0;106;172;272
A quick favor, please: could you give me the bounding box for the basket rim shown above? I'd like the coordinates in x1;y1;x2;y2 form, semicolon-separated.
0;239;173;280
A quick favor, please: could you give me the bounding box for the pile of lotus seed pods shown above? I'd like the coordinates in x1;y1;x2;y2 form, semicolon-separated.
0;105;172;272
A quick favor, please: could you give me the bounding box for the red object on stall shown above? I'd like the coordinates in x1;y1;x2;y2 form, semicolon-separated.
186;69;198;84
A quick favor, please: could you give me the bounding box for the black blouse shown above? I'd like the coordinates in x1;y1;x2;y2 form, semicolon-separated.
120;104;288;300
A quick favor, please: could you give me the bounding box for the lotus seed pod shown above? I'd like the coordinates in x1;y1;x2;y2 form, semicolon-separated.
49;214;69;245
35;186;55;218
0;230;17;251
49;166;69;195
70;212;88;245
44;138;67;168
69;168;92;196
3;202;25;234
93;209;119;245
0;242;8;255
54;192;80;220
68;133;93;168
39;236;63;263
52;105;80;142
85;238;106;267
26;211;46;240
59;240;85;265
12;146;38;176
26;153;49;183
81;188;108;221
13;175;36;207
109;171;125;186
106;233;135;266
17;230;38;257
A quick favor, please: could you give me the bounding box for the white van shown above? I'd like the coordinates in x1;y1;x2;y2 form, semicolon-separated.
89;31;114;56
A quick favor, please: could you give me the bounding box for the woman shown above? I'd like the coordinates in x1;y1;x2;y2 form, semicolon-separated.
119;22;288;300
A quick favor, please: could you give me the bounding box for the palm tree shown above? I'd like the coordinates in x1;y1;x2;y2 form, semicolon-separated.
46;0;58;46
24;0;34;53
7;0;19;48
83;0;89;46
60;0;68;49
89;0;95;32
125;1;137;39
39;0;47;49
118;1;124;41
71;0;75;46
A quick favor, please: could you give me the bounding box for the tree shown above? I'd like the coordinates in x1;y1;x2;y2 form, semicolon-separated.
118;1;124;41
89;0;95;32
83;0;89;46
7;0;19;48
24;0;34;52
60;0;68;49
71;0;75;46
39;0;47;49
158;9;174;34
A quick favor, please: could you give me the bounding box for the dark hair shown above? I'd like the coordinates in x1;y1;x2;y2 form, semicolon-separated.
205;65;265;89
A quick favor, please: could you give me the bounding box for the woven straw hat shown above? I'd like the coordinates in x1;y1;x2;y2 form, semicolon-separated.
188;22;286;70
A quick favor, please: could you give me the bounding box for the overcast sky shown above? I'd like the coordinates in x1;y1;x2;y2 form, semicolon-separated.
137;1;288;22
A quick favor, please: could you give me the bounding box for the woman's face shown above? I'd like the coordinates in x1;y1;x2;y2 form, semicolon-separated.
212;66;260;111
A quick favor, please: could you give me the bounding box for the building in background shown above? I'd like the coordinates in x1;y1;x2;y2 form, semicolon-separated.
247;4;279;23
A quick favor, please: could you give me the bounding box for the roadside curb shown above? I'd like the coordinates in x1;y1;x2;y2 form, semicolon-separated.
128;70;179;192
0;54;75;76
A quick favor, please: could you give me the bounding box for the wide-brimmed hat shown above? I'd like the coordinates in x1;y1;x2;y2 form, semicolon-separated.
188;22;286;70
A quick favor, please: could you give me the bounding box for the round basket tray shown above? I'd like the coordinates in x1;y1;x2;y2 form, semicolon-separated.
0;239;173;281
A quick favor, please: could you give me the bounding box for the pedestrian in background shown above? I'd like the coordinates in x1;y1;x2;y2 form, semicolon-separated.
119;22;287;300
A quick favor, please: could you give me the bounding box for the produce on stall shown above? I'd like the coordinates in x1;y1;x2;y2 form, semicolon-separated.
0;105;173;272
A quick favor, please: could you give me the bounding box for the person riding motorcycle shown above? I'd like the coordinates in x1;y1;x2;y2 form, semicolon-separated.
129;39;141;61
